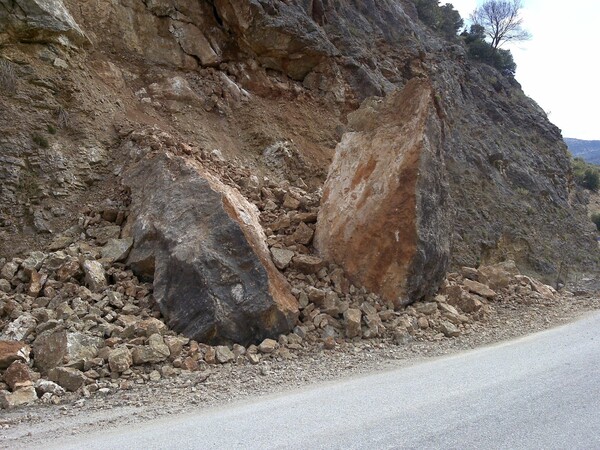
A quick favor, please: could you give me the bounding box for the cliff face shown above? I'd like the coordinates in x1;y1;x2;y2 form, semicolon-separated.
0;0;597;292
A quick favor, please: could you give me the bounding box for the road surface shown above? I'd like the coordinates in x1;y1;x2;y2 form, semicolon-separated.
45;312;600;449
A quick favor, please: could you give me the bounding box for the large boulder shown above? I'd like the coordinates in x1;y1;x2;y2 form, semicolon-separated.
32;330;103;372
124;151;298;346
0;0;87;45
315;79;451;307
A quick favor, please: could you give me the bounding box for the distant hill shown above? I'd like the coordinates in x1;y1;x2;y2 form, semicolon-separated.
565;138;600;165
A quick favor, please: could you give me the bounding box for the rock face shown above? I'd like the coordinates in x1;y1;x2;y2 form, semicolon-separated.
124;151;298;345
0;0;87;45
315;79;450;306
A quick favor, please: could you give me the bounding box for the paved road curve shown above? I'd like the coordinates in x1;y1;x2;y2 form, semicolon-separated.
48;312;600;450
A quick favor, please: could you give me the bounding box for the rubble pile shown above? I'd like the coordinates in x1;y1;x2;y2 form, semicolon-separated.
0;134;562;409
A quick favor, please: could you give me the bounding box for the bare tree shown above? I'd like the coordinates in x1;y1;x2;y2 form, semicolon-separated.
470;0;531;49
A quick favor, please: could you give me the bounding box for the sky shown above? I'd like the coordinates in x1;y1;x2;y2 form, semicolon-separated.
449;0;600;140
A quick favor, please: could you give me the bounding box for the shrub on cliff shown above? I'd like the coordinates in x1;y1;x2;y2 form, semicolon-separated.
413;1;464;38
592;213;600;231
573;158;600;192
462;25;516;76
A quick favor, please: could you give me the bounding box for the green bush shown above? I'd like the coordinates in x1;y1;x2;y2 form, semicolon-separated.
573;158;600;192
592;213;600;231
461;25;516;76
47;124;57;135
413;1;463;38
32;133;49;148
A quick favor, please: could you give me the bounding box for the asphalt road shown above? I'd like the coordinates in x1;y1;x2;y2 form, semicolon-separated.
47;312;600;450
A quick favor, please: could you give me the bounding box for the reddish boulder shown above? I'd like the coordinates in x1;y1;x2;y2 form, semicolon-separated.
315;79;450;307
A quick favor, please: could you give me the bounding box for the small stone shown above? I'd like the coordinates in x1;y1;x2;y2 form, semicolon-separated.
414;302;438;315
0;341;31;369
282;194;301;210
1;261;19;281
27;270;45;298
148;370;161;382
439;320;460;337
246;353;260;365
163;336;189;358
101;238;133;263
323;336;336;350
258;338;278;354
181;357;199;371
215;346;234;364
270;248;295;270
232;344;246;357
204;347;217;365
132;334;170;365
1;314;37;341
417;317;429;329
0;386;38;409
292;255;324;274
3;361;33;391
21;252;46;275
56;259;81;282
344;308;362;338
463;279;496;299
0;279;11;293
34;379;65;397
291;222;314;245
108;347;132;373
82;260;107;293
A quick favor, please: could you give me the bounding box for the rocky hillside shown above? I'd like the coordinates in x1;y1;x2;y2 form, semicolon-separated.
565;138;600;165
0;0;599;408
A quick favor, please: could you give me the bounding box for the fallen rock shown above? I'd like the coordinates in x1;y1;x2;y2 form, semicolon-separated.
291;254;324;274
0;386;38;409
125;151;298;345
439;320;460;337
414;302;438;316
48;367;85;392
290;222;314;245
315;79;450;307
132;334;170;365
0;341;30;369
3;361;33;391
1;314;37;341
215;346;234;364
463;279;496;299
101;238;133;263
82;260;107;292
446;288;483;314
108;347;132;373
270;247;295;270
1;260;18;280
0;279;10;293
258;338;278;354
33;331;103;372
478;261;519;291
343;308;362;338
27;270;45;297
34;379;65;396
